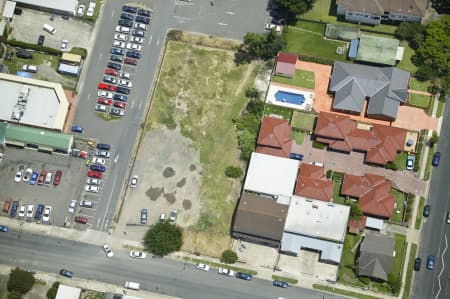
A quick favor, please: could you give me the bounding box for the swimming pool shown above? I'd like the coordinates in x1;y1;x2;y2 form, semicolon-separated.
275;90;305;105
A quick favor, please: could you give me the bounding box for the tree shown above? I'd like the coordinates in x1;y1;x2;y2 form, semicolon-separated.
46;282;60;299
7;291;22;299
274;0;315;23
394;22;425;50
245;87;260;99
225;166;243;178
7;268;35;295
221;249;238;264
238;129;256;160
388;272;401;295
144;222;183;256
245;99;264;116
429;132;439;147
236;31;285;63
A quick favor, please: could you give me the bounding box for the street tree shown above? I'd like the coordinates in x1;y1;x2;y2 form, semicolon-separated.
144;221;183;257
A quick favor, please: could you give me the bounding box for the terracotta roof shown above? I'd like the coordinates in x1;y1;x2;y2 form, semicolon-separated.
314;112;406;165
233;192;289;242
348;216;367;234
256;116;292;158
294;164;333;202
275;52;297;77
342;173;395;218
277;52;297;64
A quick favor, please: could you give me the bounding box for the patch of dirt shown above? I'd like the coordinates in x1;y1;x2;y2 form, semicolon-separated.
163;167;176;178
183;199;192;210
176;178;186;188
146;187;164;201
234;61;256;96
163;192;177;204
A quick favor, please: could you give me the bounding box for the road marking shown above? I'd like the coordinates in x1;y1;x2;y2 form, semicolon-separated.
148;35;153;46
103;218;109;231
225;11;235;15
96;218;101;228
435;234;448;299
156;39;160;46
101;175;118;231
99;52;102;59
217;22;228;26
138;102;143;111
88;93;91;100
112;10;115;17
114;153;119;164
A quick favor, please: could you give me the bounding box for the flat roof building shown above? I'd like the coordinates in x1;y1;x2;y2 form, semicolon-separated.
0;73;70;132
15;0;78;15
55;284;81;299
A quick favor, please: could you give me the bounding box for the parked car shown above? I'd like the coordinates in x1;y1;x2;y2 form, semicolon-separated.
110;54;123;62
53;170;62;186
116;25;131;34
116;86;130;94
135;16;150;25
71;125;84;133
103;244;114;257
98;98;112;106
289;153;304;161
110;48;125;56
113;94;128;102
18;206;26;218
122;5;138;13
432;152;441;166
95;150;110;158
105;68;119;76
98;83;116;91
90;164;106;172
218;268;234;277
140;208;147;224
406;155;415;170
16;50;33;59
86;178;100;185
118;79;132;87
112;40;126;49
119;72;132;79
126;43;142;51
68;200;77;214
118;19;133;28
10;201;19;217
3;198;12;213
129;251;147;259
120;12;134;21
103;75;118;84
92;157;106;165
114;33;128;41
414;258;422;271
95;104;109;113
447;211;450;224
110;108;125;116
77;4;85;15
26;204;34;219
236;272;252;281
22;65;38;73
107;62;121;71
42;206;51;222
30;171;39;185
34;204;45;221
60;39;68;51
80;200;93;208
23;168;33;182
126;51;141;59
114;101;126;109
37;35;45;45
14;170;22;183
85;185;99;193
426;255;435;269
159;213;166;222
130;36;144;44
59;269;73;278
97;143;110;150
124;58;137;65
87;170;103;179
134;23;147;30
0;225;8;232
74;216;88;224
196;263;210;271
169;210;177;222
132;29;145;37
138;9;152;17
98;90;113;98
423;204;431;217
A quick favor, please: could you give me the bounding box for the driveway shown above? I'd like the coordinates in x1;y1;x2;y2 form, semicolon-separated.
292;138;426;196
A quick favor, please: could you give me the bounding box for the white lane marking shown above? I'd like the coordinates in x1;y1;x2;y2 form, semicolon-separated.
112;10;115;17
96;218;101;228
435;234;448;299
101;175;118;231
114;153;119;164
77;213;95;218
88;93;91;100
138;102;143;111
217;22;228;26
148;35;153;46
103;218;109;230
225;11;235;15
156;39;160;46
99;52;102;59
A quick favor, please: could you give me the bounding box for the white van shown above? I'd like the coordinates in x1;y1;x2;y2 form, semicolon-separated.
43;24;56;35
124;281;140;290
45;172;53;185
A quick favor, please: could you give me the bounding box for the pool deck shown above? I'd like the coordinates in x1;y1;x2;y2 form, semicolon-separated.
266;82;315;111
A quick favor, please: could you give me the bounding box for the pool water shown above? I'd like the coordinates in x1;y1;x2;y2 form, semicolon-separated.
275;90;305;105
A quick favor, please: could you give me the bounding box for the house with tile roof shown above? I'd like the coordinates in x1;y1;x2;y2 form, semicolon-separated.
358;234;394;281
341;173;395;218
274;52;297;78
329;61;410;121
336;0;428;25
294;164;333;202
256;116;292;158
314;112;407;165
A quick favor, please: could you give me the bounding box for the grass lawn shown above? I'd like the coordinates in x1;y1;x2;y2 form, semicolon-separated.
403;243;417;299
332;173;346;205
264;104;293;121
272;69;315;90
284;26;348;61
409;78;432;93
408;93;431;109
391;234;407;294
390;189;407;223
4;48;59;74
313;284;383;299
397;42;418;74
394;152;407;171
291;130;305;144
147;40;259;234
272;275;298;285
424;145;436;181
436;100;445;118
415;197;425;229
338;233;364;287
291;111;317;130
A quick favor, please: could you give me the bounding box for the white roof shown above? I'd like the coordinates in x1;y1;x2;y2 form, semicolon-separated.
284;196;350;242
55;285;81;299
0;73;69;131
3;1;16;18
15;0;78;15
365;217;384;230
243;152;299;197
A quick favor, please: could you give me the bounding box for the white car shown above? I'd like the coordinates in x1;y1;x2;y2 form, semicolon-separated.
129;251;147;259
95;104;109;112
103;244;114;258
218;268;234;276
14;171;22;183
77;4;85;16
113;41;126;48
116;26;130;34
120;72;132;80
26;204;34;219
130;175;138;188
95;150;110;158
264;23;281;33
60;39;68;51
130;36;144;44
97;91;113;98
86;7;95;17
196;263;210;271
92;157;106;165
114;33;128;41
23;168;33;182
85;185;99;193
68;200;77;214
126;43;142;51
134;23;147;30
18;206;26;218
43;206;51;222
118;79;132;88
86;178;101;185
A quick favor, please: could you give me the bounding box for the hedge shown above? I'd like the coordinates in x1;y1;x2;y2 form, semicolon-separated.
298;53;335;65
7;39;62;56
69;47;88;58
312;141;326;149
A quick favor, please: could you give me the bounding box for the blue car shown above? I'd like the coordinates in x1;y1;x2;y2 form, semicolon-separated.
111;47;125;55
29;171;39;185
118;19;133;28
71;125;84;133
236;272;252;281
59;269;73;278
9;201;18;217
140;208;148;224
432;152;441;166
113;94;128;102
0;225;8;232
126;51;141;59
122;5;138;13
138;9;152;17
34;204;45;221
427;255;435;269
120;12;134;21
136;15;150;24
289;153;304;161
90;164;106;172
273;280;288;288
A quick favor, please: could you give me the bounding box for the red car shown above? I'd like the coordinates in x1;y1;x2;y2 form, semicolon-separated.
98;83;116;91
38;170;47;186
124;58;137;65
87;170;103;179
114;101;127;109
74;216;88;224
104;68;118;76
97;98;112;106
53;170;63;186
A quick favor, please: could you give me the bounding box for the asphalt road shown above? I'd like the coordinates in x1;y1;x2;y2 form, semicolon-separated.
0;229;343;299
412;100;450;299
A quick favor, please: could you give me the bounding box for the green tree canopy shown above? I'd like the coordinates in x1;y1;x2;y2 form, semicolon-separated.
225;166;243;178
394;22;425;50
221;249;238;264
144;222;183;256
7;291;23;299
7;268;35;295
236;31;285;63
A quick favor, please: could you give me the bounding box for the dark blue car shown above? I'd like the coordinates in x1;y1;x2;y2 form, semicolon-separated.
0;225;8;232
136;16;150;25
34;204;45;221
113;94;128;102
59;269;74;278
118;19;133;28
122;5;138;14
273;280;288;288
427;255;435;269
30;171;39;185
10;201;19;217
236;272;252;281
111;47;125;55
138;9;152;17
432;152;441;166
71;125;84;133
140;208;148;224
289;153;304;161
107;62;121;71
120;12;134;21
126;51;141;59
90;164;106;172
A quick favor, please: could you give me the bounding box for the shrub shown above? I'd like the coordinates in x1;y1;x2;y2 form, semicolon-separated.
312;141;326;149
245;87;260;99
7;39;61;56
225;166;243;178
359;276;371;285
221;249;238;264
350;202;363;220
386;162;398;170
298;54;334;65
144;222;183;256
46;281;60;299
69;47;88;58
326;169;333;179
7;268;35;294
388;272;401;295
7;291;23;299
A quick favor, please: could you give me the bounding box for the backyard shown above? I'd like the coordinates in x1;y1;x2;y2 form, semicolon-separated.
291;110;317;130
146;38;260;239
264;104;293;121
271;69;315;90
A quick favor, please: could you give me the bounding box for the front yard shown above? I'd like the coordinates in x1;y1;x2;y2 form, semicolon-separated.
390;188;407;223
408;93;431;109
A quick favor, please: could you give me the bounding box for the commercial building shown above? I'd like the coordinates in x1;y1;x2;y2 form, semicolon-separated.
15;0;78;15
